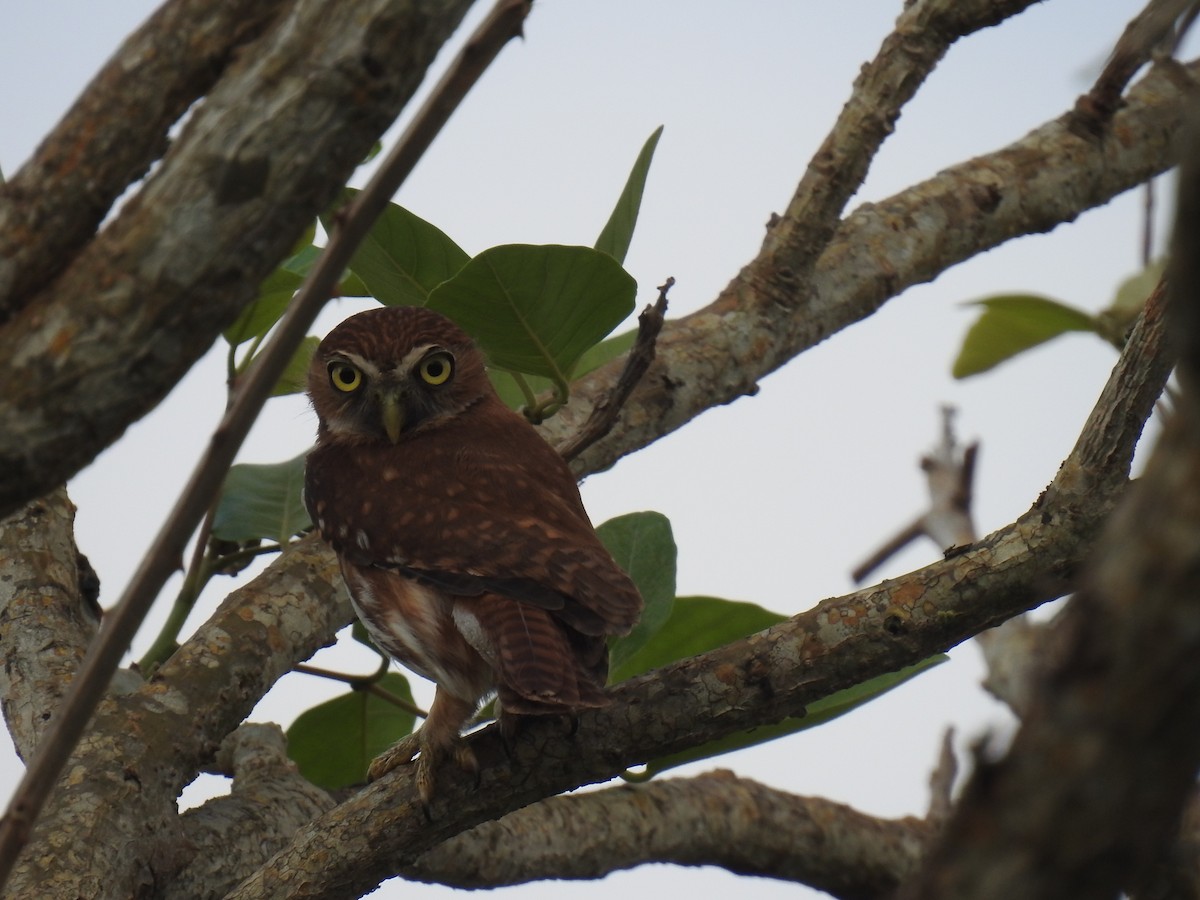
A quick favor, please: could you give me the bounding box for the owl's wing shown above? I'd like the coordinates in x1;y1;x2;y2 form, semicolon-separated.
306;427;643;637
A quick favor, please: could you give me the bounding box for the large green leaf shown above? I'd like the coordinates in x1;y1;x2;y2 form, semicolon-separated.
597;511;677;673
211;452;311;544
489;327;638;410
613;595;947;777
286;672;416;790
595;125;663;264
327;191;469;307
638;655;946;778
953;294;1097;378
611;595;781;684
224;267;302;346
225;225;319;345
270;335;319;397
428;244;636;385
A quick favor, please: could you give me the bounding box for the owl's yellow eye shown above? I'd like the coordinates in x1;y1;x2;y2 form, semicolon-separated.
418;351;454;386
328;362;363;393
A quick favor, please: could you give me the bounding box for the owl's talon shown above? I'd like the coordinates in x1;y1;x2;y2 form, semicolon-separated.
367;732;421;782
370;725;479;809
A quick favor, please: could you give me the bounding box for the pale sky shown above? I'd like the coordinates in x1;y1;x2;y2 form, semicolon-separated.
0;3;1172;898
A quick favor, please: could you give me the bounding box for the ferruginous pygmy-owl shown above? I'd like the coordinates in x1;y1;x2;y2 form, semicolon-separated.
304;306;643;803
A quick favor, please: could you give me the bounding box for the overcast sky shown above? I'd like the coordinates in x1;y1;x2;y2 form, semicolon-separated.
0;2;1175;898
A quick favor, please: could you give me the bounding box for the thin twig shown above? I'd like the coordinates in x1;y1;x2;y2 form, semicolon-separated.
1072;0;1197;133
0;0;532;887
852;407;978;584
294;663;428;719
559;278;671;463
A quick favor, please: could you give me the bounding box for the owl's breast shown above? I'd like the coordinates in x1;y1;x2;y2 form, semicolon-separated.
340;560;493;703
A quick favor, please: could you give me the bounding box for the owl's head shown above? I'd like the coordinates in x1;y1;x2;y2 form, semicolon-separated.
307;307;491;443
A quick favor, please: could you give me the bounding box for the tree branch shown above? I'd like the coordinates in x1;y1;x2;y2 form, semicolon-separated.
164;724;335;900
0;0;292;322
1;535;347;898
0;0;476;521
900;115;1200;900
559;278;671;463
763;0;1044;277
1072;0;1199;131
0;489;99;760
404;770;928;900
546;57;1193;475
0;0;539;890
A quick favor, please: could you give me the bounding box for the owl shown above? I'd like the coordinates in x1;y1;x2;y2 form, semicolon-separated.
304;306;643;804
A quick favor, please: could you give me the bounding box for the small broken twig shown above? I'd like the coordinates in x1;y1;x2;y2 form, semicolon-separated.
559;277;672;463
852;406;978;583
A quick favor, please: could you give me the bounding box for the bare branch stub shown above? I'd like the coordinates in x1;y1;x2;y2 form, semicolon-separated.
852;407;978;584
559;277;672;464
1071;0;1198;134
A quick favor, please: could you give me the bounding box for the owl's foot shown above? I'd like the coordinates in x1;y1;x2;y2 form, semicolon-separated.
368;689;480;811
368;728;479;809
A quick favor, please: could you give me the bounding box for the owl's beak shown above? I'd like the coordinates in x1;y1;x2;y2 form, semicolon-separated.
378;391;404;444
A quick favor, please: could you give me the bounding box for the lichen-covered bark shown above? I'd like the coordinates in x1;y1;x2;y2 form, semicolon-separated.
407;770;929;897
0;488;98;760
4;536;347;897
0;0;474;521
0;0;291;322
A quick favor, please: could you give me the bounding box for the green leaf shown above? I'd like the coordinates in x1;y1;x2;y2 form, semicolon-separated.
211;452;311;544
281;244;371;297
595;125;663;264
270;335;320;397
489;328;638;410
953;294;1097;378
611;595;781;684
428;244;636;385
326;190;469;307
224;267;302;346
596;512;677;673
286;672;416;790
1096;258;1166;346
611;595;946;777
638;655;946;778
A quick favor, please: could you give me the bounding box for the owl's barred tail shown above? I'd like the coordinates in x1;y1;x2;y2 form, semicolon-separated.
468;595;611;713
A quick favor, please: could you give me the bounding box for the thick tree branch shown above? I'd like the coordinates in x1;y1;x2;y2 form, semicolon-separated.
547;57;1193;475
0;0;548;888
765;0;1043;276
0;0;291;322
1;535;346;898
165;724;335;900
0;0;475;521
1072;0;1199;130
0;489;99;760
404;770;928;899
224;286;1171;898
901;116;1200;900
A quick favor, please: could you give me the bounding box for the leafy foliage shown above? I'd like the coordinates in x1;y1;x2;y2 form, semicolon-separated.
953;294;1097;378
286;673;417;790
952;261;1162;378
599;511;677;672
427;243;636;391
595;125;663;264
323;192;469;307
211;452;310;545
